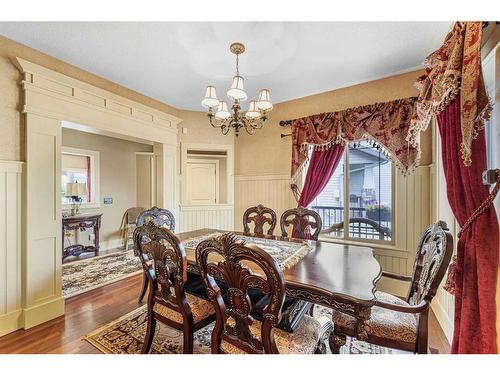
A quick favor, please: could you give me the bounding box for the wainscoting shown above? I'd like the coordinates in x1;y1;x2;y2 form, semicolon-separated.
0;161;23;336
178;204;234;233
234;174;296;232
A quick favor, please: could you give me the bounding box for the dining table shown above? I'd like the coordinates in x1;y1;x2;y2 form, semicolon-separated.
177;228;382;350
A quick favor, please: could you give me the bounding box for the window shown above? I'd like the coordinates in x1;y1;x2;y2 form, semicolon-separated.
309;140;393;242
61;147;100;207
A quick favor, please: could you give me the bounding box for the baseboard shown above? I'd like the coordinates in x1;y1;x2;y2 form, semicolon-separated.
0;309;23;336
100;238;125;252
22;297;65;329
431;296;454;343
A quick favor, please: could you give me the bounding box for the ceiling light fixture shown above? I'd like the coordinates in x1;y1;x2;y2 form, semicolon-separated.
201;42;273;136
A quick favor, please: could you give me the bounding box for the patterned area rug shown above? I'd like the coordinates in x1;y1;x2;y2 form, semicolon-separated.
62;250;142;299
84;305;392;354
182;232;311;269
64;233;311;299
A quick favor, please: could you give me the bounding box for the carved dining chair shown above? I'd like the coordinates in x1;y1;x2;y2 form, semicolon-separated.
243;204;277;236
280;207;322;241
133;221;215;354
195;233;324;354
135;206;176;303
320;218;392;241
329;220;453;354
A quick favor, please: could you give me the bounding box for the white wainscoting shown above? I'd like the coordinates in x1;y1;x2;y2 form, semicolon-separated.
234;174;296;232
178;204;234;233
0;161;23;336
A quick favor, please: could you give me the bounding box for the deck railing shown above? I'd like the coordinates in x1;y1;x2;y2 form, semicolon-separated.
310;205;391;240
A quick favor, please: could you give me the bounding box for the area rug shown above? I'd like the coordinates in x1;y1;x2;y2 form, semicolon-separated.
64;233;311;299
84;305;392;354
182;232;312;270
62;250;142;299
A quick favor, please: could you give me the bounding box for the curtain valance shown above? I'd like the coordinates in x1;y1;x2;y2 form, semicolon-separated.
408;21;492;166
291;97;418;180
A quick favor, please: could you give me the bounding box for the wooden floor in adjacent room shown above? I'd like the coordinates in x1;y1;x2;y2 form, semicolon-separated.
0;274;451;354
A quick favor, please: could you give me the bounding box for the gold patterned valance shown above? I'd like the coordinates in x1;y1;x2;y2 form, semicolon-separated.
291;97;419;180
407;21;492;166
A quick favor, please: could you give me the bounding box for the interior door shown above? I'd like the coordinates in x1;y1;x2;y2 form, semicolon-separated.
186;159;218;204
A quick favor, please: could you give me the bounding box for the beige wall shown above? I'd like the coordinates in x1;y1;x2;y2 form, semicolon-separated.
235;70;432;176
0;35;180;162
62;128;153;249
177;110;235;146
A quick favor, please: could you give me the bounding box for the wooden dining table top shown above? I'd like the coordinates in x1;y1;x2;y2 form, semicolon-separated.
177;228;382;309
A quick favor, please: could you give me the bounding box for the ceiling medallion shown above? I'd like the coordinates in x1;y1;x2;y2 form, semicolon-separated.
201;42;273;136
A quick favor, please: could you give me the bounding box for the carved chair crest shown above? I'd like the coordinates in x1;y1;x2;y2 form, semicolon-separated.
407;220;453;305
135;207;176;258
243;204;277;236
133;221;188;308
195;232;286;354
136;206;176;231
280;207;322;240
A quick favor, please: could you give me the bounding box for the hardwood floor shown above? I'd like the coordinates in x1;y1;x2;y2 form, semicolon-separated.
0;274;451;354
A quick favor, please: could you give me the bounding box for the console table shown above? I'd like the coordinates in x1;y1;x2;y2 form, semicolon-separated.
62;213;102;260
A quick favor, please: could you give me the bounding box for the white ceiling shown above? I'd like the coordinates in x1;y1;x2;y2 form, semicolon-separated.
0;22;452;110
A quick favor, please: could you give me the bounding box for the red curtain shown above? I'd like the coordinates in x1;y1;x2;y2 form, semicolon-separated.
437;95;499;354
291;144;345;240
299;143;346;207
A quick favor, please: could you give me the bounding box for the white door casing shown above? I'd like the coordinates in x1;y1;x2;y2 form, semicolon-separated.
11;57;181;333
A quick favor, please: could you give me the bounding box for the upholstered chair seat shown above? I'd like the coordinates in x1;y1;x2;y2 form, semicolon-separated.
329;221;453;354
220;315;322;354
331;291;418;344
153;291;215;325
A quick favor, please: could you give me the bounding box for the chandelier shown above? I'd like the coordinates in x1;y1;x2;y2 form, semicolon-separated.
201;42;273;136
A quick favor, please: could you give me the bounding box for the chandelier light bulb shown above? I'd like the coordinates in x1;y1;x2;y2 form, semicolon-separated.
245;100;261;119
201;86;219;108
256;89;273;111
227;76;247;101
215;101;231;120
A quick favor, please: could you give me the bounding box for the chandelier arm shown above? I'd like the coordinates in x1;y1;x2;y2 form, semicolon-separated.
208;114;223;129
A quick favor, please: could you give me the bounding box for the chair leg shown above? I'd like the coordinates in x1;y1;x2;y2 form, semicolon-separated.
137;272;148;303
329;330;346;354
142;314;156;354
183;325;194;354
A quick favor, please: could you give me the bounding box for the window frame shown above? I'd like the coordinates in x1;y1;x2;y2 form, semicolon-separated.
61;146;100;210
311;141;396;245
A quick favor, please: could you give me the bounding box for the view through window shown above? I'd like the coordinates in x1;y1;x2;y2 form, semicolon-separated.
309;140;393;242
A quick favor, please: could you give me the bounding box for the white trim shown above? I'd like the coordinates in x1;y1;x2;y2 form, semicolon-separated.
431;296;454;343
179;203;234;211
234;173;290;181
0;160;24;173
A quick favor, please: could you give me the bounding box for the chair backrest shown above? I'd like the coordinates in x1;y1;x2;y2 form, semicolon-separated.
123;207;146;225
280;207;322;240
136;206;176;232
406;220;453;305
320;217;392;240
243;204;277;236
133;221;189;311
195;233;286;354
